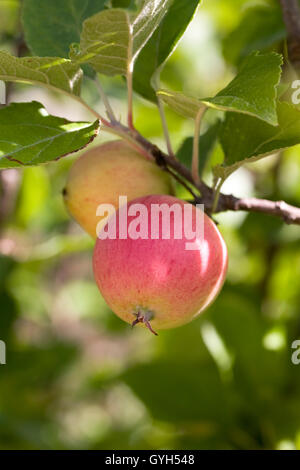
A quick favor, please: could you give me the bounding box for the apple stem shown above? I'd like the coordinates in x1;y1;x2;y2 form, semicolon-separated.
94;77;117;123
192;106;207;184
131;310;158;336
157;95;174;157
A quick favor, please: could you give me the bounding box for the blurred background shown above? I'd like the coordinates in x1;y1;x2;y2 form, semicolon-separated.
0;0;300;450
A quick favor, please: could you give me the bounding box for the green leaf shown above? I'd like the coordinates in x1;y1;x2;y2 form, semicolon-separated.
111;0;135;7
203;52;282;126
22;0;107;58
159;52;282;126
0;51;82;96
157;89;205;119
132;0;173;61
222;5;285;66
176;120;220;176
123;361;235;424
219;101;300;173
133;0;200;102
69;9;131;76
70;1;174;77
0;102;100;169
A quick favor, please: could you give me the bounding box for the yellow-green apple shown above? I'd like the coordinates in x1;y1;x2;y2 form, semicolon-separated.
63;140;173;238
93;195;228;334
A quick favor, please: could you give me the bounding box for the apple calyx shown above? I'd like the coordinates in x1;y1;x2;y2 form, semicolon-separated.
131;308;158;336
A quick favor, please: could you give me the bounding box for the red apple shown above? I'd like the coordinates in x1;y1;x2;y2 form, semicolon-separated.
93;195;228;334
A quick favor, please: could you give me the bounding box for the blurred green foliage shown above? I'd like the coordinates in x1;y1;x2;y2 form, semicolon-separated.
0;0;300;450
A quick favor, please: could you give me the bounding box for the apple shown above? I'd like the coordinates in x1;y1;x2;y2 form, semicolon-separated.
93;195;228;334
63;140;173;238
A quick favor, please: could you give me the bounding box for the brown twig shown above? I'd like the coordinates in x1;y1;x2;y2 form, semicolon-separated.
1;0;299;231
198;194;300;225
128;129;300;225
103;115;300;225
280;0;300;68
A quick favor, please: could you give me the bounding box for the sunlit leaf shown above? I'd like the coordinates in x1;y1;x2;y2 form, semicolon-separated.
70;1;174;77
69;9;131;76
0;102;100;169
202;52;282;126
159;52;282;126
132;0;173;61
0;51;82;95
